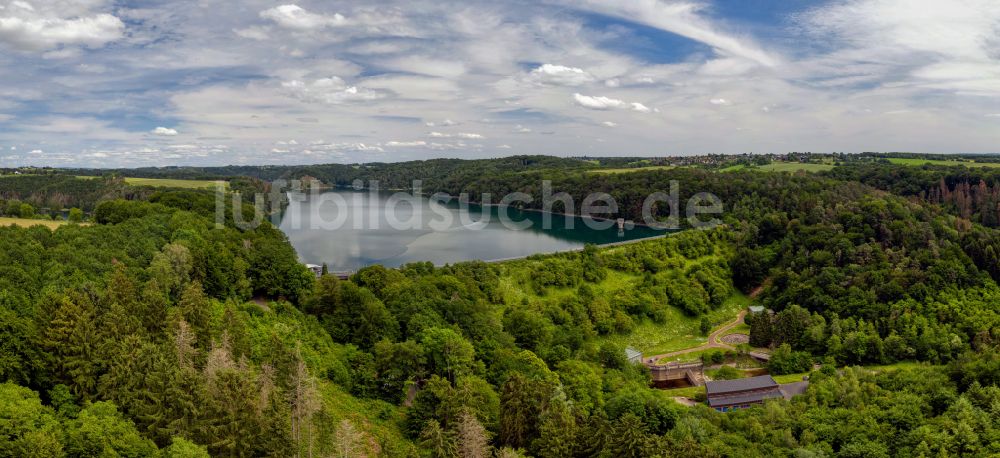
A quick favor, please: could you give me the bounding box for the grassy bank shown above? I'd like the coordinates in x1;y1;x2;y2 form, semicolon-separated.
599;291;750;356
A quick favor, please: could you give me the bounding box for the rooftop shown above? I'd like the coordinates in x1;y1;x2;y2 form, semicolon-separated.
707;389;784;407
705;375;778;395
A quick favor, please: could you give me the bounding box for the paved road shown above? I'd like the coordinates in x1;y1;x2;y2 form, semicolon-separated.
645;310;748;365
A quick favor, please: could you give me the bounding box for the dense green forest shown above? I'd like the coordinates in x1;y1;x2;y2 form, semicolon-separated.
828;162;1000;227
0;174;276;218
2;156;1000;457
62;156;592;185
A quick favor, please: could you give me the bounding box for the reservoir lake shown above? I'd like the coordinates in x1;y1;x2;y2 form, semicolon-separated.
279;190;667;271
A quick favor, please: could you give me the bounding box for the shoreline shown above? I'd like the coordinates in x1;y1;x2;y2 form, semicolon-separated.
288;183;682;231
303;231;676;275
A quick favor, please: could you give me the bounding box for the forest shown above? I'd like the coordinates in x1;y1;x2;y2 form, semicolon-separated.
1;156;999;457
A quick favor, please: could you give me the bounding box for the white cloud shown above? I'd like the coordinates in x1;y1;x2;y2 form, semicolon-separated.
574;93;654;113
10;2;35;12
233;26;270;41
5;0;1000;167
428;132;484;139
380;56;467;78
528;64;595;86
566;0;780;67
573;93;626;110
351;41;413;55
0;12;124;51
803;0;1000;60
386;140;427;147
151;127;178;136
426;119;459;127
801;0;1000;95
260;5;347;30
282;77;388;104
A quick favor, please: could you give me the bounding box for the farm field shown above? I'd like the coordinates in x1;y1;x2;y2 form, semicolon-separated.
124;177;228;189
886;157;1000;168
722;161;835;173
77;175;228;189
0;217;88;229
589;165;675;174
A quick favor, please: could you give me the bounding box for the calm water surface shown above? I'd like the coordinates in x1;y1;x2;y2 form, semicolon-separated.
279;190;667;271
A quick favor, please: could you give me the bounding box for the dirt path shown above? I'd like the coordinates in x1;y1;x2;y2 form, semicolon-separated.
645;310;747;364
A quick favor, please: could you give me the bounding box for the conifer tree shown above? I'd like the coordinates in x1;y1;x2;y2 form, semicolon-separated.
419;420;457;458
532;391;577;458
178;282;211;349
43;293;100;399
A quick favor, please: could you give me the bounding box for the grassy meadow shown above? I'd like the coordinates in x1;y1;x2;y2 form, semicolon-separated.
886;157;1000;168
722;161;835;173
589;165;676;174
77;175;228;189
0;217;88;229
598;292;750;357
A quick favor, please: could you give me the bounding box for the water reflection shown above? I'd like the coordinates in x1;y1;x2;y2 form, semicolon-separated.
278;190;666;271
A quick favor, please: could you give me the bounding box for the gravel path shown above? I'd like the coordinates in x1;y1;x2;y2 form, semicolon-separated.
645;310;747;364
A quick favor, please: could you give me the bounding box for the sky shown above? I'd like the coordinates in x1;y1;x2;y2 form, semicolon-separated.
1;0;999;167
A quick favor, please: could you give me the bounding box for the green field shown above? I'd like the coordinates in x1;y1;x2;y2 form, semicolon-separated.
589;165;675;174
124;177;228;189
721;322;750;336
886;158;1000;168
722;161;834;173
77;176;228;189
599;291;751;357
0;217;88;229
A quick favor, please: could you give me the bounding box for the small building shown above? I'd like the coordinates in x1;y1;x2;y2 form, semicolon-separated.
748;305;766;314
305;264;323;278
625;347;643;364
705;375;783;412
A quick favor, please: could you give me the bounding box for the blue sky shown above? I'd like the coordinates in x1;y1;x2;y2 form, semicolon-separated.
1;0;999;167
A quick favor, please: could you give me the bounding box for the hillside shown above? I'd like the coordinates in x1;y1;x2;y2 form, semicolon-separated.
0;158;998;456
